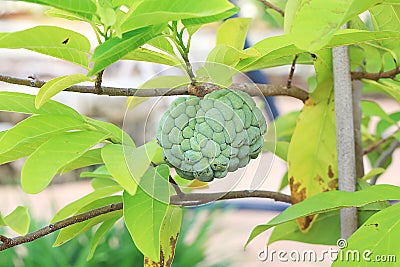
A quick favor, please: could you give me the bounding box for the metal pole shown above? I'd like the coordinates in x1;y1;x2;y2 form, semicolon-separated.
332;25;358;239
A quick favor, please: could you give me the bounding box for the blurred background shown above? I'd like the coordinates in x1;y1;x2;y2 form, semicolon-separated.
0;1;399;266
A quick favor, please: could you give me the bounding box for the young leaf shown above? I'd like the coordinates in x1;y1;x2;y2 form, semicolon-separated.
361;100;394;123
246;184;400;247
21;131;110;194
3;206;30;235
0;26;91;67
0;92;80;117
87;216;120;261
361;168;386;181
60;148;103;174
123;165;171;262
216;18;251;50
363;79;400;103
123;47;181;67
89;26;163;76
370;4;400;51
206;45;260;67
144;206;182;267
16;0;96;19
35;74;91;108
331;203;400;267
85;117;135;146
285;0;382;51
119;0;237;32
51;185;122;222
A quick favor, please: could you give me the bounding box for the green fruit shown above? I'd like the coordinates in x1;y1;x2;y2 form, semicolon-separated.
156;89;267;181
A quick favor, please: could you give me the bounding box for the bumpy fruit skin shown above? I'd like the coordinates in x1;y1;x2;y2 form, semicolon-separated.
156;89;267;182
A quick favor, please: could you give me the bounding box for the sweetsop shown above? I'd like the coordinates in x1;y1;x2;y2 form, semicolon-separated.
156;89;267;182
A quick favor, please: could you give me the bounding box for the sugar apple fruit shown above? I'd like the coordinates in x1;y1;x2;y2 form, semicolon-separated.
156;89;267;182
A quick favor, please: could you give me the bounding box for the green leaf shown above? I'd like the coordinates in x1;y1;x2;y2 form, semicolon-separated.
120;0;237;32
144;206;182;267
45;8;92;23
123;165;171;261
89;26;163;75
81;165;113;179
125;141;163;187
102;144;140;195
21;131;110;194
331;203;400;267
263;141;289;161
0;114;87;164
0;92;80;117
207;45;260;67
363;79;400;102
123;47;182;66
361;100;395;123
87;216;120;261
98;6;117;27
85;117;135;146
16;0;96;18
0;26;91;67
216;18;251;50
51;185;122;223
54;196;122;247
269;209;384;246
91;177;119;190
35;74;91;108
279;171;288;191
273;111;300;142
245;184;400;247
361;168;386;181
285;0;382;51
60;148;103;174
3;206;30;235
370;4;400;51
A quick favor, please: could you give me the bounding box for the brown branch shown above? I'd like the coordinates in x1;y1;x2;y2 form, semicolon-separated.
259;0;285;17
0;190;290;251
94;70;104;94
0;74;309;102
287;54;299;89
351;66;400;81
363;128;400;155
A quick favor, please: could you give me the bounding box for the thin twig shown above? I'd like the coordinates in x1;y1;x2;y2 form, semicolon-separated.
363;129;400;155
370;140;400;185
0;74;309;102
259;0;285;17
287;54;299;89
351;66;400;81
0;190;290;251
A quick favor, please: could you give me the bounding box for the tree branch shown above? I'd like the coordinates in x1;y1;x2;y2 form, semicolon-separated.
0;190;290;251
351;66;400;81
259;0;285;17
0;74;309;102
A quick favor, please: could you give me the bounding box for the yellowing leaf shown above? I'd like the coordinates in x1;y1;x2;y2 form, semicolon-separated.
144;206;182;267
